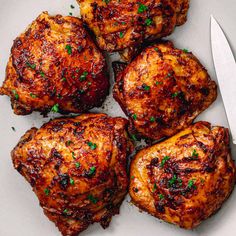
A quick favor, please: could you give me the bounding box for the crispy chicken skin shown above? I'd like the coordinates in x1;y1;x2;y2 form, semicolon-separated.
0;12;109;115
113;41;217;140
129;121;236;229
77;0;189;60
11;114;133;236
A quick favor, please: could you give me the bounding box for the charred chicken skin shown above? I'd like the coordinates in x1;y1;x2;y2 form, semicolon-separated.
129;121;236;229
11;114;133;236
113;41;217;140
0;12;109;115
77;0;189;60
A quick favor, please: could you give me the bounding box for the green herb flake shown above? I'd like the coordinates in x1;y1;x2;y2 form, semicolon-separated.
26;62;36;69
44;188;50;196
121;22;126;25
130;134;137;141
138;3;148;13
80;71;88;81
187;179;197;189
131;175;135;179
75;162;80;168
88;194;98;204
119;32;124;38
72;152;76;159
159;194;164;200
168;174;177;187
70;4;75;9
200;178;205;184
152;183;157;192
132;114;137;120
150;116;155;122
87;141;97;150
51;103;59;113
12;89;19;100
66;140;72;146
154;47;159;52
70;178;75;185
192;149;199;158
30;93;37;98
63;209;68;214
62;77;67;82
88;166;96;176
69;12;73;16
160;156;170;168
172;92;179;98
142;84;150;91
183;48;189;53
65;44;72;55
40;71;45;77
145;18;152;26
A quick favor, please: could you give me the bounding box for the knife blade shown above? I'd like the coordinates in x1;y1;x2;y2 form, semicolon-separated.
210;15;236;144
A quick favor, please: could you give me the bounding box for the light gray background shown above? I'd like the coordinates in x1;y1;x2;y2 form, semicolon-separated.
0;0;236;236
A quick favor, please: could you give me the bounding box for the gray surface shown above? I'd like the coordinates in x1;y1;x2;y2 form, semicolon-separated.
0;0;236;236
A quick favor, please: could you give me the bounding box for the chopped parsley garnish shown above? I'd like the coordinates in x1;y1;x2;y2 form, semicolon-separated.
66;140;72;146
88;166;96;176
40;71;45;77
187;179;197;189
168;175;182;188
121;22;126;25
26;62;36;69
156;81;162;85
145;18;152;26
160;156;170;168
72;152;76;159
30;93;37;98
70;178;75;185
51;103;59;113
152;183;157;192
154;47;159;52
63;209;68;214
142;84;150;91
65;44;72;55
87;141;97;150
119;32;124;38
192;149;199;158
11;127;16;132
44;188;50;196
183;48;189;53
62;77;66;82
131;175;135;179
132;114;137;120
172;92;179;98
80;71;88;81
12;89;19;100
130;134;137;141
159;194;164;200
200;178;205;184
70;4;75;9
69;12;73;16
75;162;80;168
150;116;155;122
138;3;148;13
88;194;98;204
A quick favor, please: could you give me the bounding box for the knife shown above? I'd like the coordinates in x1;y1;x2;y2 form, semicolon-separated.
210;15;236;144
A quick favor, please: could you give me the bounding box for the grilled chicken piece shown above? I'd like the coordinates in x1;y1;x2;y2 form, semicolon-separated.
77;0;190;60
130;121;236;229
0;12;109;115
113;41;217;140
11;114;133;236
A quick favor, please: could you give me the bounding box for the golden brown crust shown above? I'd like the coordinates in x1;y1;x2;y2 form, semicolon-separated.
0;12;109;115
129;121;236;229
77;0;190;58
11;113;134;236
113;41;217;140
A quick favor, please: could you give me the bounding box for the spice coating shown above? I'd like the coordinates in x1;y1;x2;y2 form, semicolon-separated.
11;113;134;236
77;0;189;60
0;12;109;115
129;121;236;229
113;41;217;140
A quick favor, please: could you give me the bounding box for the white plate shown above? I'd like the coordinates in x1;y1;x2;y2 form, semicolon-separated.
0;1;236;236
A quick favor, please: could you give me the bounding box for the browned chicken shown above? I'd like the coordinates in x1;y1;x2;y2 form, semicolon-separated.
0;12;109;115
11;113;134;236
129;121;236;229
113;41;217;140
77;0;190;60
